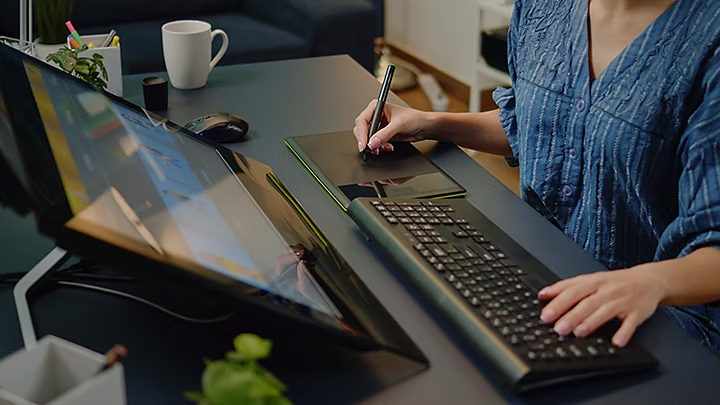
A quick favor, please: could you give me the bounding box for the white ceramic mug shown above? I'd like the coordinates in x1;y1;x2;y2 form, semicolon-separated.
161;20;229;89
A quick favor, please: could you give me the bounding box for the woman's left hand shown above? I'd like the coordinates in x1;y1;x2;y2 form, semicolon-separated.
538;264;667;348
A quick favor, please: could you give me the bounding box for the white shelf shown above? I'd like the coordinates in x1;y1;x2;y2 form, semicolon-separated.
477;0;514;19
475;59;511;84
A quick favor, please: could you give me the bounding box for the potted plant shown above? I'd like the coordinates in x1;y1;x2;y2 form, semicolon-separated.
34;0;74;59
185;334;292;405
46;46;108;90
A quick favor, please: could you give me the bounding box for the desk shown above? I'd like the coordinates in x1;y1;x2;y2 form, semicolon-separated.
1;55;719;404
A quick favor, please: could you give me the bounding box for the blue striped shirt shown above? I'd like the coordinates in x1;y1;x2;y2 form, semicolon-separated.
493;0;720;270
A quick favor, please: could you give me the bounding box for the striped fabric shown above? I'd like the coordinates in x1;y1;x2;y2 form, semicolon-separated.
493;0;720;270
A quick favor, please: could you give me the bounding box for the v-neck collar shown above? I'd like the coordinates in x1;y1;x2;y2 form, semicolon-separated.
574;0;685;102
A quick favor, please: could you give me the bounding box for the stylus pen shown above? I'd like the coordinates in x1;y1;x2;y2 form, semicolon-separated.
363;64;396;161
371;181;387;198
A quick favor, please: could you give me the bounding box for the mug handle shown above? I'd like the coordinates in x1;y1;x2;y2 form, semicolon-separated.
209;29;229;71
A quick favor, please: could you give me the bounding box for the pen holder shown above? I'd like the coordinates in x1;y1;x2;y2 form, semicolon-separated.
0;336;126;405
67;34;123;97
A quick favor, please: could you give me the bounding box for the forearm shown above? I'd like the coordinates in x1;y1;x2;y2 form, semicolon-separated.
427;109;513;157
649;247;720;307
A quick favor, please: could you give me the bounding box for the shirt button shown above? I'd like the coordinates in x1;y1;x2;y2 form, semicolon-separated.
569;148;578;160
561;185;573;196
576;99;586;112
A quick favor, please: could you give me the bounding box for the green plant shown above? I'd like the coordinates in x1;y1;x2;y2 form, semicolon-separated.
34;0;74;44
185;334;292;405
46;46;108;90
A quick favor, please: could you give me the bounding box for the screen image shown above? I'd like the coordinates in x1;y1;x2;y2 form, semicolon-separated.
0;84;29;187
22;61;341;319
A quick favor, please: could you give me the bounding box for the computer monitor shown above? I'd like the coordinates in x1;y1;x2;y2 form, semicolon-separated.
0;43;425;362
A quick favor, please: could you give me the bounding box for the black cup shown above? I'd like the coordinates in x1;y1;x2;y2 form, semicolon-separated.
142;77;168;111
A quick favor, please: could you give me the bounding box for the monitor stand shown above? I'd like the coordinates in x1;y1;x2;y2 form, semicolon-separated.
13;247;71;349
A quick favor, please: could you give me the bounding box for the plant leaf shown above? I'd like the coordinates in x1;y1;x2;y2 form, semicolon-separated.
183;391;206;403
233;334;272;361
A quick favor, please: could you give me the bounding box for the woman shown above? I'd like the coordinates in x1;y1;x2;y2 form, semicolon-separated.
353;0;720;354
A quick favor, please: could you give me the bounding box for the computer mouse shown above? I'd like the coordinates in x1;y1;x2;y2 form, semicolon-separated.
184;113;249;143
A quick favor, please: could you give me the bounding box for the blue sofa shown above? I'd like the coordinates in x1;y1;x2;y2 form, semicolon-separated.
1;0;377;74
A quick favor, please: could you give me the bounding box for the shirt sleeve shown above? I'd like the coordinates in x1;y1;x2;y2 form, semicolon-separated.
492;1;521;165
655;46;720;260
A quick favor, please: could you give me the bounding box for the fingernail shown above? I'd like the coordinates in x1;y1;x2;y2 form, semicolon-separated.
358;141;364;152
372;149;380;155
573;324;589;337
554;320;571;336
383;143;395;152
613;335;628;347
368;137;381;150
538;288;548;297
540;310;554;323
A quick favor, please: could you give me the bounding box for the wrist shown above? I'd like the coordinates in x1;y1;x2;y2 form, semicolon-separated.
423;112;452;142
635;260;675;306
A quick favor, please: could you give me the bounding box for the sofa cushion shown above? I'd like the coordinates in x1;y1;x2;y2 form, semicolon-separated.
84;14;310;74
71;0;245;28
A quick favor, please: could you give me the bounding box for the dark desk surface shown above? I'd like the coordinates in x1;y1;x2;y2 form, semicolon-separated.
1;55;719;404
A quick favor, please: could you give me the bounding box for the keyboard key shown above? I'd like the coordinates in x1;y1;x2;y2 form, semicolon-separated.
408;212;421;218
394;211;407;217
447;264;462;271
380;211;392;217
370;201;382;206
421;212;435;218
433;263;446;272
386;217;398;224
376;205;387;211
422;201;449;207
413;243;424;251
441;218;455;225
457;260;472;268
485;244;499;251
527;351;538;361
461;289;473;298
569;345;584;358
399;217;413;224
471;258;485;265
445;246;459;254
433;237;448;244
427;206;442;212
454;218;468;224
434;212;448;218
416;206;428;212
427;218;441;224
406;224;420;230
440;257;455;264
388;206;401;211
411;230;427;237
441;207;456;212
420;250;432;257
468;231;482;237
414;218;428;224
586;346;599;356
450;253;465;260
460;225;476;231
427;256;439;264
472;236;488;243
469;297;482;306
420;224;434;230
452;282;465;290
453;231;469;238
432;247;447;257
418;237;433;243
500;258;518;267
493;251;508;260
401;206;415;211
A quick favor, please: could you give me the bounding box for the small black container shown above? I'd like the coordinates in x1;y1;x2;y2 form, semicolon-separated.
142;77;168;111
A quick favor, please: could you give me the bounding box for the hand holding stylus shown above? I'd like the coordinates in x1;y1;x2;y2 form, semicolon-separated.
353;101;435;155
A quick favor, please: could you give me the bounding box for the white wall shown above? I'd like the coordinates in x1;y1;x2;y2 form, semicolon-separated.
385;0;509;85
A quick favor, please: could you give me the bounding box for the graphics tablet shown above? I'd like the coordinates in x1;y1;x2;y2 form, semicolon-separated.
286;132;466;210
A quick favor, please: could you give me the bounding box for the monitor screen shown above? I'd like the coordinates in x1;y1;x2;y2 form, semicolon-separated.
0;44;424;359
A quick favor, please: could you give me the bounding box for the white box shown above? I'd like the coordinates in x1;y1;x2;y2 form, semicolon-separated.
68;34;123;97
0;336;126;405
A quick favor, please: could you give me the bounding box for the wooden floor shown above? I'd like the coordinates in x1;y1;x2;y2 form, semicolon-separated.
394;86;521;196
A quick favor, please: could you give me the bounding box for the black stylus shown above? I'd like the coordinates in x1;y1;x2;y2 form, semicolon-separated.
363;65;396;161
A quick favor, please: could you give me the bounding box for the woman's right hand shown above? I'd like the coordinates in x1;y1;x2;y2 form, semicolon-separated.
353;100;435;153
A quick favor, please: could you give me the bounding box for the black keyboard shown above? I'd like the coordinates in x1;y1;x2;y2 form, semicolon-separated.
347;197;657;392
